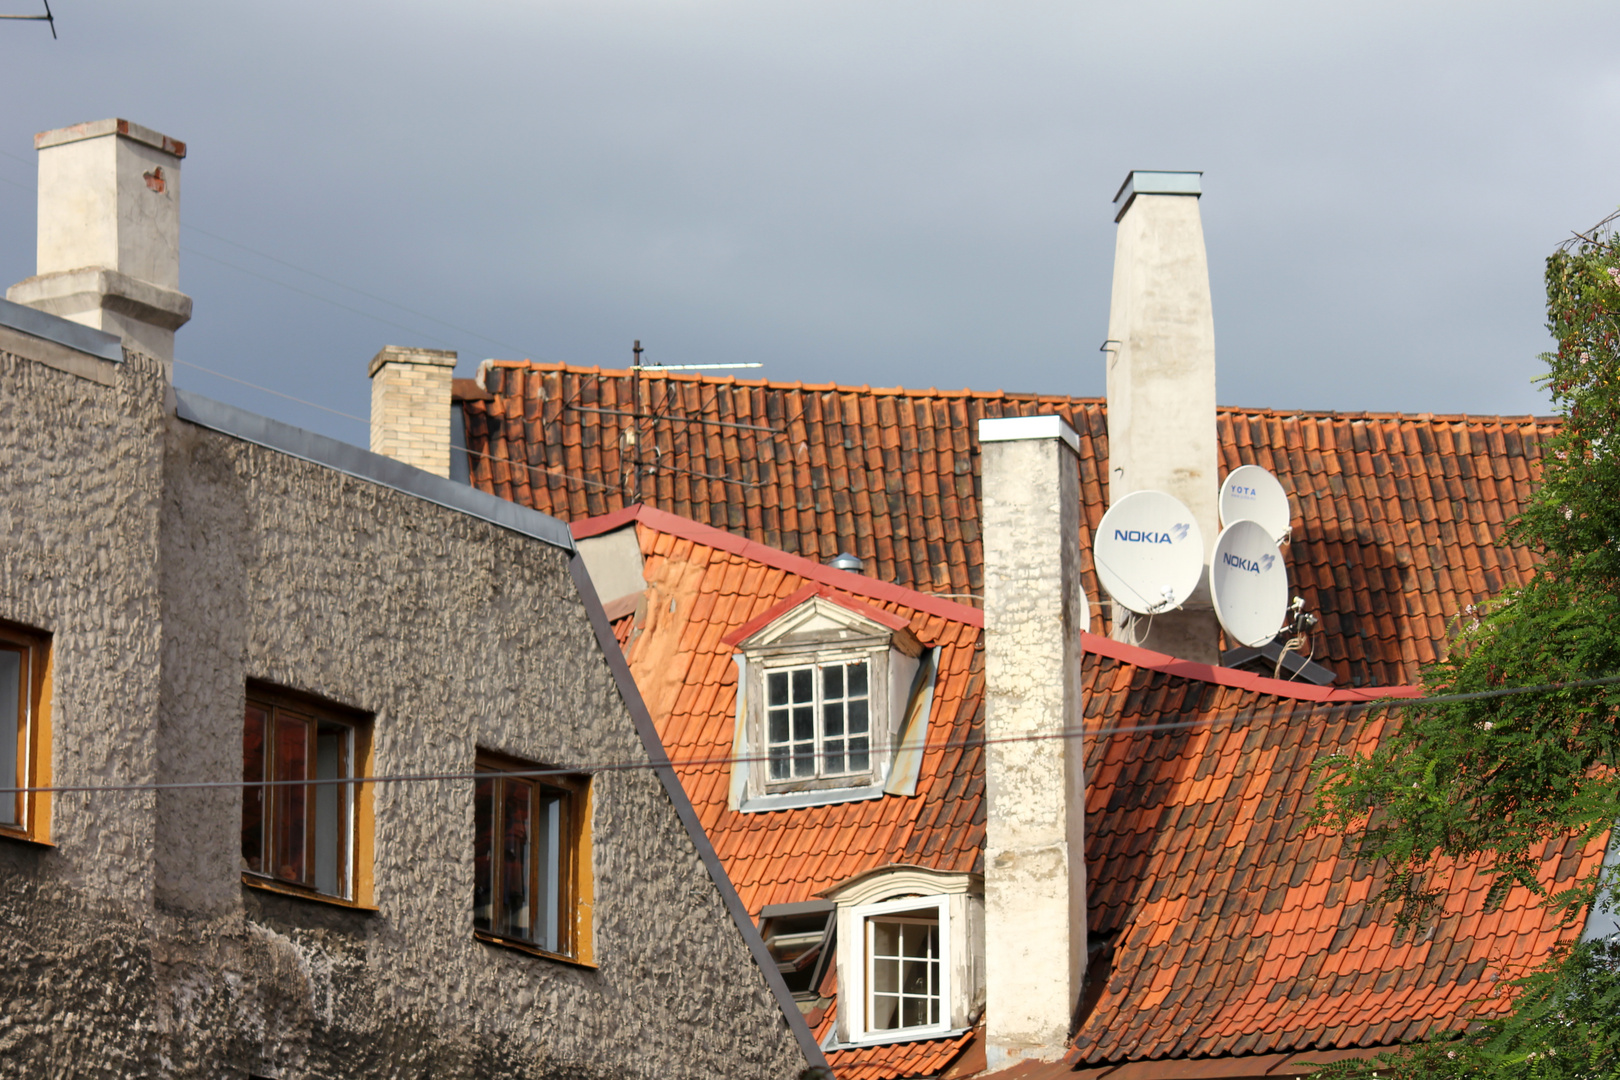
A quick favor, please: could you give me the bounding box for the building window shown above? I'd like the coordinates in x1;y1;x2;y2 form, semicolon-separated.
473;754;592;962
0;623;48;842
242;688;369;902
867;907;941;1031
759;900;836;1000
766;660;870;781
848;895;951;1040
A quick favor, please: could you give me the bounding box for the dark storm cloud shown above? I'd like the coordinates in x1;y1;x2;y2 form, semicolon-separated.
2;1;1618;445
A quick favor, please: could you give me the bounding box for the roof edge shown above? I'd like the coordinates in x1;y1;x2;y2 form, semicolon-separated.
573;505;986;628
1081;632;1421;703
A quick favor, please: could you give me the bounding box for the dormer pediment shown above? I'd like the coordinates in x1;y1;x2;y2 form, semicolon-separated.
724;584;921;656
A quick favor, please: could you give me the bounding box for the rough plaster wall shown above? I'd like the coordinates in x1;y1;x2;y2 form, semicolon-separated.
0;346;167;1074
0;340;807;1079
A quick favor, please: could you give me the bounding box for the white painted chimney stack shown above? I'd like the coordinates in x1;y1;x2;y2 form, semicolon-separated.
7;119;193;366
978;415;1088;1070
1104;170;1220;662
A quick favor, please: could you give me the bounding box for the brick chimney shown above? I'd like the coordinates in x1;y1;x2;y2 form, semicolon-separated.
1104;170;1219;662
368;346;458;477
978;415;1088;1070
7;119;193;366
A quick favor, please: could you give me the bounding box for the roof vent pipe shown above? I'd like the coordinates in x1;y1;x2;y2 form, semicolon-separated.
827;553;864;573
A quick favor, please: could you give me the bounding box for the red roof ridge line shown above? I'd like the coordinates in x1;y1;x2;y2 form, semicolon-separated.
570;505;987;627
1081;632;1422;703
720;583;913;648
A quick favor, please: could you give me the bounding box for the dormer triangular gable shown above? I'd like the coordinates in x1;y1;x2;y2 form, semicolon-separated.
723;584;921;655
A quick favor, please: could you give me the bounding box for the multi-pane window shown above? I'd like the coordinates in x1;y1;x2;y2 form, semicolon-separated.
473;756;588;959
0;624;46;839
766;660;870;781
242;691;364;900
866;909;941;1032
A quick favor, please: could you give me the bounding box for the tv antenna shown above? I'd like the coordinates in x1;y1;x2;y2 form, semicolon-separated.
1092;490;1204;617
1209;519;1288;648
0;0;54;37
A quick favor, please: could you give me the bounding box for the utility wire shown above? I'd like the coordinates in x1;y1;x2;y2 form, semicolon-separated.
7;673;1614;799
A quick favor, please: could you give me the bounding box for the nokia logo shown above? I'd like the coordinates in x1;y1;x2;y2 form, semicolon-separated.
1222;551;1277;574
1114;523;1191;545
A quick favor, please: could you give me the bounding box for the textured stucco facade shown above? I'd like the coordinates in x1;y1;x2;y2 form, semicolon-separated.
0;318;814;1078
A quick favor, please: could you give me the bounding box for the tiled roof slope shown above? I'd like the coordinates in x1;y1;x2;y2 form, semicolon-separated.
463;362;1557;688
580;506;1602;1079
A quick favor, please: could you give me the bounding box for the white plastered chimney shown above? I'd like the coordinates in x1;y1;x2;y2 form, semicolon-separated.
1104;170;1220;663
978;415;1088;1070
7;119;193;366
368;346;459;477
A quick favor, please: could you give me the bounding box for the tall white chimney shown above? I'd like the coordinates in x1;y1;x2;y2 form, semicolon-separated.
1104;170;1219;662
7;119;193;366
978;415;1088;1070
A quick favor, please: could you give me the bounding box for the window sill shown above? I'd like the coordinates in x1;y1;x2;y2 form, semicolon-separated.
241;872;377;912
822;1025;969;1051
474;929;598;969
0;827;52;849
740;781;887;814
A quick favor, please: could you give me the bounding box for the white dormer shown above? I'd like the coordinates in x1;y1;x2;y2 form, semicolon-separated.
723;585;935;812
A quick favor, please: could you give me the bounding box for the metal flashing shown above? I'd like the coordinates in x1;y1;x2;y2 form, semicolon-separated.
1113;169;1203;222
738;782;888;814
0;297;124;364
173;389;574;552
977;414;1080;454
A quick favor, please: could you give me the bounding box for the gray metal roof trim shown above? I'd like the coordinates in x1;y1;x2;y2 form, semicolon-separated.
0;297;124;364
174;389;574;553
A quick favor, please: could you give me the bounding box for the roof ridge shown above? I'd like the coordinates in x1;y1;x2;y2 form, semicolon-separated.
485;361;1555;425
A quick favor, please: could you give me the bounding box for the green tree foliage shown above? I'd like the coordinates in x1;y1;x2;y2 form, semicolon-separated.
1309;218;1620;1077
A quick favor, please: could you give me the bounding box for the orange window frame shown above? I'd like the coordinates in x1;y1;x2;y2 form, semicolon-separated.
0;622;50;845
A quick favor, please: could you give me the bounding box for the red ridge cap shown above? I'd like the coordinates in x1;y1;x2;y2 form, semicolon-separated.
721;583;914;648
570;505;986;627
1081;632;1423;703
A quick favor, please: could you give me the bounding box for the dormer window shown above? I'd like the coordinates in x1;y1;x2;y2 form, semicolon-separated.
723;585;935;811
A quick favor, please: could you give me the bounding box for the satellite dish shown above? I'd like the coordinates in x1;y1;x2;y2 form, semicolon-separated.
1093;491;1205;616
1210;519;1288;648
1219;465;1291;542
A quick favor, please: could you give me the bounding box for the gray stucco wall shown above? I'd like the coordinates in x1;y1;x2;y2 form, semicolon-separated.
0;336;811;1079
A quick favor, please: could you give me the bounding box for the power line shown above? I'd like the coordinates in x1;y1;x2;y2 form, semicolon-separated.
7;672;1613;799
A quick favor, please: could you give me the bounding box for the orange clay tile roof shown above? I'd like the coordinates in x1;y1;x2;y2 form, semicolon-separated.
463;361;1558;688
580;505;1604;1080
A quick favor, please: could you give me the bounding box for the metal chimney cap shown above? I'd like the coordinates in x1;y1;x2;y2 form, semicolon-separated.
1112;170;1203;222
827;552;864;573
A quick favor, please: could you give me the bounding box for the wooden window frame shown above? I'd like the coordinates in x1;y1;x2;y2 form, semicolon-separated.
763;656;875;785
0;622;50;846
473;751;594;967
241;684;374;909
846;894;952;1043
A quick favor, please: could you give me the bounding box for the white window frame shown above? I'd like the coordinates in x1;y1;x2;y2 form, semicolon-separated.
844;893;952;1044
760;650;877;787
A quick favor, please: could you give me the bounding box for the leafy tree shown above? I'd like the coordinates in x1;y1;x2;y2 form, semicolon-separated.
1310;214;1620;1077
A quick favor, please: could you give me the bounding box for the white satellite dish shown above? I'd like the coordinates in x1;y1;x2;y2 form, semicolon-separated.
1219;465;1291;543
1093;491;1205;616
1210;519;1288;648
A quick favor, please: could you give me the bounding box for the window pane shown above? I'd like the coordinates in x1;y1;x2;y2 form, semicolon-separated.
792;747;815;778
473;776;494;931
791;667;813;703
537;789;563;954
848;738;870;774
903;922;936;958
846;661;868;697
313;722;347;897
873;954;899;993
768;707;789;745
242;703;268;871
273;715;309;884
0;649;20;828
872;920;899;957
871;993;900;1031
792;705;814;742
847;698;869;736
823;702;844;738
768;744;790;780
767;670;789;707
500;779;534;940
822;664;843;699
902;958;931;993
902;998;928;1027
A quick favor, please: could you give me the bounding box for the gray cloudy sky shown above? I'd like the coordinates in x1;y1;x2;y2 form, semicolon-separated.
4;2;1619;448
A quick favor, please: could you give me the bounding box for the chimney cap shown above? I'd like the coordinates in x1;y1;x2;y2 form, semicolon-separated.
827;552;864;573
368;345;458;378
35;119;186;159
1112;170;1202;222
